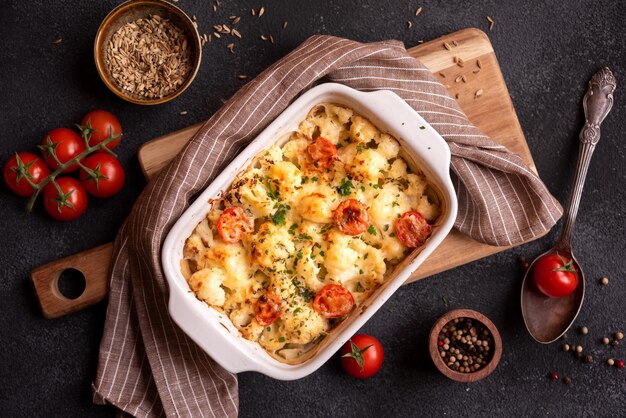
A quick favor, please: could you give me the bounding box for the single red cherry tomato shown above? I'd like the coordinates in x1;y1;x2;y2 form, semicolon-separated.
340;334;384;379
79;154;125;198
81;110;123;151
333;199;370;236
43;177;88;221
395;210;432;248
3;152;50;197
307;136;337;169
533;252;578;298
255;292;282;326
39;128;85;173
216;206;254;243
313;284;355;319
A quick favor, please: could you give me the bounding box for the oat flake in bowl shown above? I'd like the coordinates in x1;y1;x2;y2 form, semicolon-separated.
106;14;192;99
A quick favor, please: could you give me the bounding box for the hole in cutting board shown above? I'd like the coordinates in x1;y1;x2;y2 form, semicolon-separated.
57;268;86;300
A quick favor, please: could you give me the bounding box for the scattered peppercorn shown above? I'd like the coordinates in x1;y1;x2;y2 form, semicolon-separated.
549;372;559;380
437;317;494;374
602;337;610;345
563;376;572;385
521;262;529;271
584;354;593;363
575;345;583;353
562;344;570;352
600;277;609;285
579;326;589;335
612;340;620;347
607;358;615;366
616;360;625;369
616;332;624;341
562;333;568;340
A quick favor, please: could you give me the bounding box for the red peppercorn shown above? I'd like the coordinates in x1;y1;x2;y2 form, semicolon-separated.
616;360;625;369
438;340;444;347
549;372;559;380
521;262;530;271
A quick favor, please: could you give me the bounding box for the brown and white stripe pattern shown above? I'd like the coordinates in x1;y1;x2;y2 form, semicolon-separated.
92;36;562;417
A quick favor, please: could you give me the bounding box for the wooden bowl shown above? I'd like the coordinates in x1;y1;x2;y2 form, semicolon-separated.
94;0;202;105
428;309;502;382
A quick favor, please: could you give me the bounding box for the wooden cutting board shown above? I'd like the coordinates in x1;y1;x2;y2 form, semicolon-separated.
31;28;541;318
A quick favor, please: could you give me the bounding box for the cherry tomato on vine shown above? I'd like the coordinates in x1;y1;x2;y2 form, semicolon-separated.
79;154;125;198
340;334;384;379
533;252;578;298
254;293;282;326
3;152;50;197
333;199;370;236
43;177;88;221
313;284;355;318
81;110;122;151
216;206;254;243
395;210;432;248
307;136;337;169
39;128;85;173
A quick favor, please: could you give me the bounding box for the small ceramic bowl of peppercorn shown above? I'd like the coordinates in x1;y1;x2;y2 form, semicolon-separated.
428;309;502;382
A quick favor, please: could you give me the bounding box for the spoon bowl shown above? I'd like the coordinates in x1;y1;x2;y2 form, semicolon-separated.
520;67;615;343
521;247;585;343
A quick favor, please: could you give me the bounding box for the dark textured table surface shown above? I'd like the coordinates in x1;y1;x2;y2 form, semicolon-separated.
1;1;625;416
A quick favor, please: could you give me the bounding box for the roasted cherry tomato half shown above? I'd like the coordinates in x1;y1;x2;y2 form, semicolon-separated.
216;206;254;243
307;136;337;169
340;334;384;379
3;152;50;197
79;153;125;198
43;177;88;221
313;284;355;319
81;110;123;151
254;292;282;326
333;199;370;236
39;128;85;173
533;252;578;298
395;210;432;248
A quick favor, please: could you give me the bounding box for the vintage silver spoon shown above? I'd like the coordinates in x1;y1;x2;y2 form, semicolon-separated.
521;67;616;344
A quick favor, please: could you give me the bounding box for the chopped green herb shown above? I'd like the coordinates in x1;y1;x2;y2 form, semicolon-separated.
364;253;369;260
266;181;279;200
293;308;302;314
285;269;293;275
297;233;313;240
337;178;354;196
359;269;364;275
288;223;298;235
419;125;426;130
301;176;309;184
296;250;303;259
361;186;366;192
356;144;366;153
384;224;390;231
311;176;319;182
271;203;289;226
367;225;377;236
266;327;271;331
278;337;286;343
389;232;396;237
356;282;365;292
372;184;380;189
319;250;325;257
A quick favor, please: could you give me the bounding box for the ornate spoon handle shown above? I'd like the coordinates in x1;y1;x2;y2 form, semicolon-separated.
558;67;616;250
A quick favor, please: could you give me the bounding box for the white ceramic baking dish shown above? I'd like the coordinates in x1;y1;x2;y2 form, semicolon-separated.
162;83;458;380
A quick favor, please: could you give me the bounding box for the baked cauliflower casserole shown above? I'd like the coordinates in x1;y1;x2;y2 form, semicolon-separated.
181;103;441;362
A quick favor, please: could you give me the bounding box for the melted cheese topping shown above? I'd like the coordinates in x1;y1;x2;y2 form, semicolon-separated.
181;103;441;361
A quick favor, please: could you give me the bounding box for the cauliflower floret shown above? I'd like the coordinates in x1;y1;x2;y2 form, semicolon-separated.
249;222;295;271
200;241;252;291
369;183;411;229
279;303;328;344
324;231;360;282
381;235;407;262
269;161;302;202
296;245;324;292
187;267;227;306
282;132;313;170
375;133;400;159
297;186;338;223
350;115;379;143
225;168;273;218
388;158;408;178
348;148;388;181
229;305;255;328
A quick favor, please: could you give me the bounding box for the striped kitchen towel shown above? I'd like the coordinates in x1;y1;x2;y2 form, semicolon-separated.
92;35;562;417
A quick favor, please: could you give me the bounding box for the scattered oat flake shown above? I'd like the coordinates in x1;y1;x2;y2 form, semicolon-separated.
415;6;422;16
213;4;217;12
438;72;445;78
461;75;467;83
232;17;241;25
487;16;495;30
260;35;268;41
238;75;248;79
283;21;288;29
269;35;274;44
229;15;237;20
455;75;463;83
52;37;63;44
455;93;460;99
251;8;256;16
192;15;197;21
227;43;234;53
418;39;424;43
443;42;452;51
180;111;188;115
259;6;265;17
214;32;221;38
407;21;413;29
232;29;242;39
473;69;480;74
477;59;482;69
475;89;484;98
